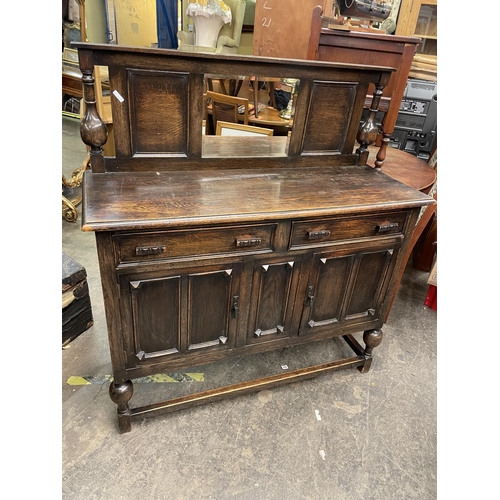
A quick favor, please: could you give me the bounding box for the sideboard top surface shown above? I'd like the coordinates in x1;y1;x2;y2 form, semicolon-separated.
81;166;432;232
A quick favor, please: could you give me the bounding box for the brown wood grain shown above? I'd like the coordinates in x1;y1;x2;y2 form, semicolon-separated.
82;166;432;232
308;21;420;166
367;145;436;192
252;0;324;59
73;43;433;432
73;42;394;174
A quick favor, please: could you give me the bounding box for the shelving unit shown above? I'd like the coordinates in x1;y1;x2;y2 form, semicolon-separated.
395;0;437;81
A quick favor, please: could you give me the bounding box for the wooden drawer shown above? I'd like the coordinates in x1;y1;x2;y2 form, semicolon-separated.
289;212;408;249
115;224;276;263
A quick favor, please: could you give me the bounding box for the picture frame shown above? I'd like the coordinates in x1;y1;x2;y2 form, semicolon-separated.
215;121;274;136
242;0;256;32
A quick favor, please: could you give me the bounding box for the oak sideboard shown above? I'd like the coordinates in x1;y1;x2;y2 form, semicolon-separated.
73;42;433;433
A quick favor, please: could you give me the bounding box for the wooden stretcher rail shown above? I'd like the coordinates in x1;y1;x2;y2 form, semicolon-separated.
129;335;366;422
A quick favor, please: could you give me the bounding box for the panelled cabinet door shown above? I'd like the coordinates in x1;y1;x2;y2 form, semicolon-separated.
299;251;354;333
246;258;301;345
124;262;242;365
299;246;399;335
344;247;396;321
186;265;241;351
129;274;182;361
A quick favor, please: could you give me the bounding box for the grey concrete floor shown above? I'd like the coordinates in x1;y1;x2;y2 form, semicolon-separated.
62;115;437;499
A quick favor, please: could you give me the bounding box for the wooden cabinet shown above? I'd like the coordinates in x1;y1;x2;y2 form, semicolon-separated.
396;0;437;56
395;0;437;81
100;213;407;376
75;42;433;432
308;24;420;168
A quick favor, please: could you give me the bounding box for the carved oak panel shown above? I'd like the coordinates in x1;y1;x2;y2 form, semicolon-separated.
128;70;189;155
299;252;353;333
129;275;181;361
345;248;396;320
299;244;399;335
187;265;241;351
301;82;358;154
125;262;242;366
246;258;300;344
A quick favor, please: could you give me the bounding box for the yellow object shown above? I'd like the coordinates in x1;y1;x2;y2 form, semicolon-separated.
67;376;92;386
113;0;158;48
187;0;232;22
190;0;230;11
67;373;205;385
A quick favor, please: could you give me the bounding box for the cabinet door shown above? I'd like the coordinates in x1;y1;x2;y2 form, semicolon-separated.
344;248;396;320
129;274;182;360
186;265;240;351
299;246;398;335
246;258;301;345
124;262;241;364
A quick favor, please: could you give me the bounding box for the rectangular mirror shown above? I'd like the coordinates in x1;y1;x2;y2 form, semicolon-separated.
202;75;299;158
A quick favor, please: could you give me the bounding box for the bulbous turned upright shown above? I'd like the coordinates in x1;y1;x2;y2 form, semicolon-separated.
109;380;134;407
80;71;108;151
356;110;379;150
80;107;107;149
109;380;134;433
356;84;384;159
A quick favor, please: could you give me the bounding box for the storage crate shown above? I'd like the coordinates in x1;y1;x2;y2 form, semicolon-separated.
62;252;93;346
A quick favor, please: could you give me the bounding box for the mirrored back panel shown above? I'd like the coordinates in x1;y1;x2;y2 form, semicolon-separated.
74;43;393;172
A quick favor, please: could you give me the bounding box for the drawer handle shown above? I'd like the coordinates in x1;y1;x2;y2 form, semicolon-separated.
236;237;261;248
232;296;239;318
376;222;399;233
307;230;331;240
306;286;315;306
136;245;166;256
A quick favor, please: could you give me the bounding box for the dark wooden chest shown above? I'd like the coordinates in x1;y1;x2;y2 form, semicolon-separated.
62;252;93;346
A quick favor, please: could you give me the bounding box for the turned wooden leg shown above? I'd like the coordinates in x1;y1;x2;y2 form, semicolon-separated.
109;380;134;433
358;328;383;374
375;132;390;170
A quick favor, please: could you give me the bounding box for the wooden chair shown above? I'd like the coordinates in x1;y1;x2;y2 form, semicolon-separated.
202;93;208;135
246;77;278;118
206;90;249;133
206;76;243;97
